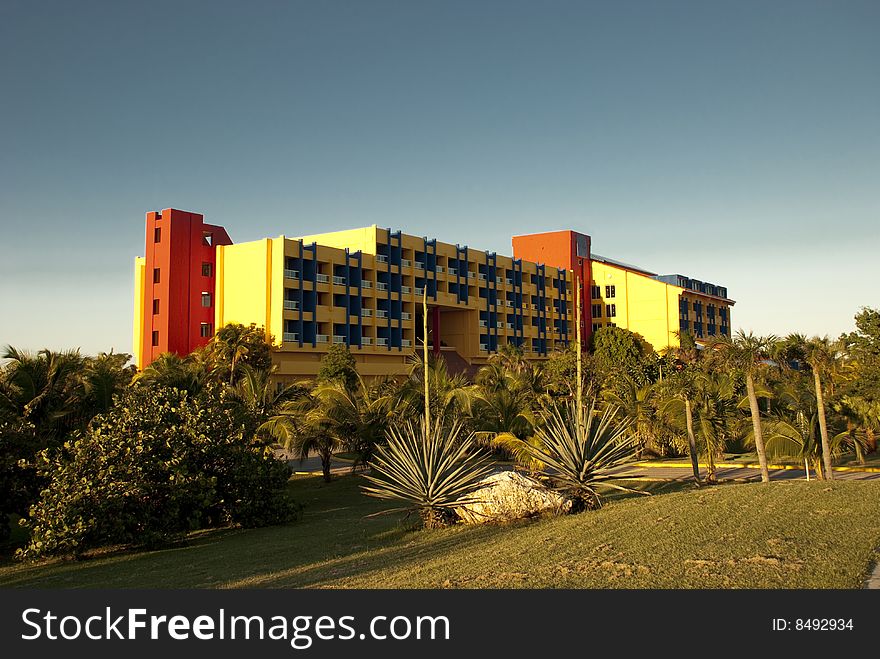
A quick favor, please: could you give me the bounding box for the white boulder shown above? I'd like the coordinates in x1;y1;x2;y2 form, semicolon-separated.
456;470;572;524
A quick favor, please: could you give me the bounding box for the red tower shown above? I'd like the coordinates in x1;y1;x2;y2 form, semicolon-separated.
139;209;232;368
511;229;593;347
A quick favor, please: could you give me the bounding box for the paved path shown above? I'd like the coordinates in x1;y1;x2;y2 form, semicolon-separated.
612;463;880;482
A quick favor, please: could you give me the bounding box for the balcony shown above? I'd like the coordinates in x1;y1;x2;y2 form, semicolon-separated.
333;335;346;344
361;280;372;289
415;261;425;270
282;332;299;343
316;334;329;343
478;273;487;281
376;282;388;291
436;265;445;273
480;344;488;352
332;276;346;286
376;337;388;346
361;308;372;317
401;258;412;267
362;337;373;345
283;299;299;311
316;273;329;283
284;269;300;280
376;254;388;264
375;309;388;318
505;300;514;307
479;319;487;328
467;271;476;280
414;287;425;296
505;278;513;285
401;285;411;294
506;322;514;329
401;339;412;347
401;312;412;320
496;276;503;284
448;267;457;276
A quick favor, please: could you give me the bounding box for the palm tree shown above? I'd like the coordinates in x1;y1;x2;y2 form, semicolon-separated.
602;375;656;458
225;365;306;444
658;367;701;482
284;377;398;481
802;336;846;481
707;331;776;483
397;353;476;425
1;346;85;443
134;352;207;395
764;376;868;479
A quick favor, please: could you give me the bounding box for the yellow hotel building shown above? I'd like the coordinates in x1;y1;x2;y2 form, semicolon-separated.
133;209;734;379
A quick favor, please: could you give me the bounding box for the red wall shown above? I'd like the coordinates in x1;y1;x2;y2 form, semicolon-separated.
140;209;231;367
512;230;593;346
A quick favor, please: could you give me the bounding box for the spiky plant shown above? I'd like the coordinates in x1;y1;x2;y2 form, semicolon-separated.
362;418;494;528
499;400;643;511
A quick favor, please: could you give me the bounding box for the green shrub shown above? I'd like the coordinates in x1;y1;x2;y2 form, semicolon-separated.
18;385;297;560
362;418;493;528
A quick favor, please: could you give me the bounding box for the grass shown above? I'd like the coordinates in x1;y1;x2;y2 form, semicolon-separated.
1;475;879;589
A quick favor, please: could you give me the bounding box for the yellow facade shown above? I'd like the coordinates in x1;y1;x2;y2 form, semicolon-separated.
215;227;577;381
132;256;146;367
589;257;734;351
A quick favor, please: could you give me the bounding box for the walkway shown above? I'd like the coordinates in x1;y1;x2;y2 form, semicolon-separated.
613;461;880;482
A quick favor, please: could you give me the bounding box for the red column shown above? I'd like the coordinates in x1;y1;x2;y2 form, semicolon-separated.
431;306;441;355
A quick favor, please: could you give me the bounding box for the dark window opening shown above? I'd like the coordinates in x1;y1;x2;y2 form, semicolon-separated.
201;292;212;307
151;331;159;346
605;285;616;298
201;262;213;277
606;304;617;318
202;232;213;247
154;227;161;243
152;299;159;315
153;268;160;283
200;323;213;338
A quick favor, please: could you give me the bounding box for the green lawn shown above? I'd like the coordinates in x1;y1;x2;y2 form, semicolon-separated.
1;475;879;589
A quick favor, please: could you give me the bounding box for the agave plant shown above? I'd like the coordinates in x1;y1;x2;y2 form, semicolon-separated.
362;418;494;528
498;399;643;510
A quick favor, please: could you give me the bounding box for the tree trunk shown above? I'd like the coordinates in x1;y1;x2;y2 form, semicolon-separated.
813;368;834;481
705;443;717;484
804;457;810;481
746;372;771;483
685;398;700;483
322;451;332;482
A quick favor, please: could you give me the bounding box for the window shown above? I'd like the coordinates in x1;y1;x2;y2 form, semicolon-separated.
592;303;602;318
605;285;616;298
200;323;213;338
153;268;160;283
592;323;599;333
154;227;161;243
151;331;159;346
201;292;212;307
202;262;213;277
152;299;159;315
591;285;601;300
606;303;617;318
202;232;213;247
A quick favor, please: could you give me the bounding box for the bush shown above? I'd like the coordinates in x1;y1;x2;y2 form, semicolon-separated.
18;385;298;560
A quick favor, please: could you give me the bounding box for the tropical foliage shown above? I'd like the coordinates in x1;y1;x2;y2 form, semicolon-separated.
4;306;880;551
362;418;493;528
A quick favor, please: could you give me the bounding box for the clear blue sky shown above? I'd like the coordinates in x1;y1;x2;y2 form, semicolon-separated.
1;0;878;356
